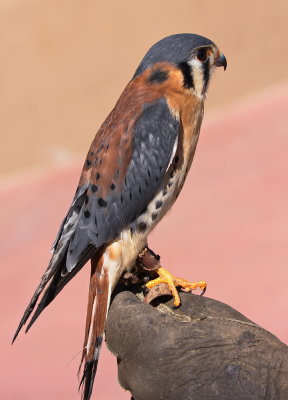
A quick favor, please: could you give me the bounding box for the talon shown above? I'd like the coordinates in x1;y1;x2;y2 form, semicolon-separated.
146;267;206;306
200;286;207;296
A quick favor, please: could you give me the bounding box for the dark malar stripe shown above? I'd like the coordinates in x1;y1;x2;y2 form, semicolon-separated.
202;59;210;94
178;62;194;89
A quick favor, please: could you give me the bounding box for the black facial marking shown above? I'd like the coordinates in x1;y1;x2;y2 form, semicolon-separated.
152;213;158;221
84;210;90;218
202;59;210;93
85;196;89;204
90;151;94;156
86;159;91;167
174;155;179;164
155;200;163;209
111;183;116;190
96;172;101;180
162;188;168;196
137;222;147;232
91;184;98;193
148;69;169;84
98;198;107;207
178;62;194;89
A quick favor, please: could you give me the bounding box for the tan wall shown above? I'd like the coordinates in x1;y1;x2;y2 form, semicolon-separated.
1;0;287;176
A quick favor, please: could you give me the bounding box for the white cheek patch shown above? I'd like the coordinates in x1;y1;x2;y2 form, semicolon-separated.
188;58;205;99
188;53;217;99
189;58;203;69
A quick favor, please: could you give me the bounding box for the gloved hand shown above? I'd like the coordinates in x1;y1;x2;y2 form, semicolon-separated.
106;287;288;400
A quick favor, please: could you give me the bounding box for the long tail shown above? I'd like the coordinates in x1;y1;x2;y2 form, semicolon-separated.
12;184;93;343
12;244;97;343
79;253;111;400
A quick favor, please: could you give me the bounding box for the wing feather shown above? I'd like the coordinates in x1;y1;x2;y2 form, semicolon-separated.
13;85;179;340
67;97;179;270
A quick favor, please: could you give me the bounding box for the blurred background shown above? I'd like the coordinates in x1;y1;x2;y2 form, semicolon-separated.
1;0;288;399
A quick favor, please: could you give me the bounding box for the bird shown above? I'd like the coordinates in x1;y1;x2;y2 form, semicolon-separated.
13;33;227;399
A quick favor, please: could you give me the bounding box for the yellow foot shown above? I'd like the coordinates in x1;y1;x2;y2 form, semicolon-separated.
146;267;207;307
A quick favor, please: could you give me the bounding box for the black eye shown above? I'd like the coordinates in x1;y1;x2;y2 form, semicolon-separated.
196;48;209;62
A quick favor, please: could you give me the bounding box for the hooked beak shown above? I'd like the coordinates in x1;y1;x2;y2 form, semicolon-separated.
215;53;227;71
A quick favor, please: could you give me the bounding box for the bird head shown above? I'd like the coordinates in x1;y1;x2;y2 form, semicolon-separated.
134;33;227;99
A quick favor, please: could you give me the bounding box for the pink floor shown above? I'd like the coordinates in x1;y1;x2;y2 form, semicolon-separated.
1;87;288;399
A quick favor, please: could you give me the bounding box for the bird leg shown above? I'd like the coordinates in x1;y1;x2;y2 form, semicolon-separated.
137;247;207;307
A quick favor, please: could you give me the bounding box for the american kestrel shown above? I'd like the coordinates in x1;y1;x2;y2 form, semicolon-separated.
13;33;226;399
